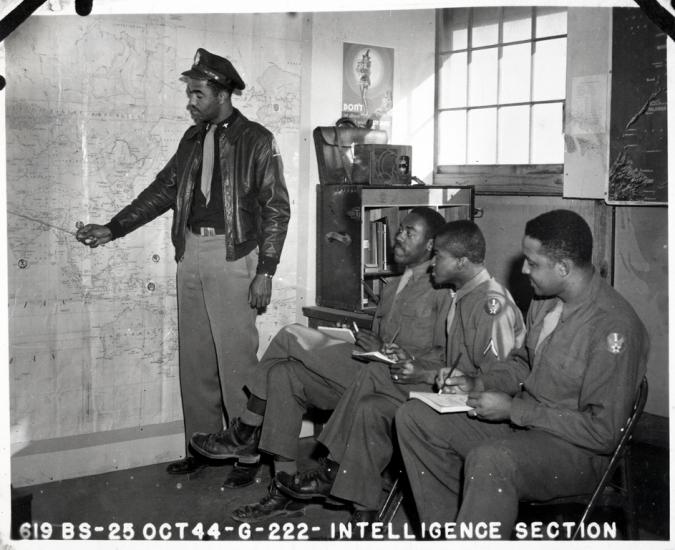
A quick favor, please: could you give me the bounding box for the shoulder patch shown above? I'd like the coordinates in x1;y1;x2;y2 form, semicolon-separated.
606;332;625;354
484;296;503;316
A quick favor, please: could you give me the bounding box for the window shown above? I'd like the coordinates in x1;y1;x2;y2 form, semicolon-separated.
436;7;567;166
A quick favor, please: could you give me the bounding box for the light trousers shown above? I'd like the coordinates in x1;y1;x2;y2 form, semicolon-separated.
176;231;258;455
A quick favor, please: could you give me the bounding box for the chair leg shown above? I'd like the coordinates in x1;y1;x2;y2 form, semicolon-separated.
622;448;639;539
377;477;404;523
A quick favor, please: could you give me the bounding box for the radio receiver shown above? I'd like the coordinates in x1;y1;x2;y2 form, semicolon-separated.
352;144;412;186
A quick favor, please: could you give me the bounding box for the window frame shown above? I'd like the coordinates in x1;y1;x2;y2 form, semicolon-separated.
434;7;566;195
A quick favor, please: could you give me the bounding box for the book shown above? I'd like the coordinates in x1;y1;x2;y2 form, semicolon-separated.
351;350;397;365
317;326;356;344
364;218;379;268
408;391;472;413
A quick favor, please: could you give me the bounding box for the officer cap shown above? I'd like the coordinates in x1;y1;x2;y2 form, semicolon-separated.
181;48;245;91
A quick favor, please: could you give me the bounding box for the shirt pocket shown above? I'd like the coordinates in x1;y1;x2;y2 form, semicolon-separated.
398;301;435;351
534;345;585;404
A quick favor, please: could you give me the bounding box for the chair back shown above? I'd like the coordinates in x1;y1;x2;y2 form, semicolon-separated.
573;376;648;539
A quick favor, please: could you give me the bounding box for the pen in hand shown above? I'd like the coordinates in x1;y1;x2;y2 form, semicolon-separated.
388;326;400;346
438;353;463;394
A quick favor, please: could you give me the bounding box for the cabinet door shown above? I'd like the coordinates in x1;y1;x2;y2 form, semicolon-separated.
316;185;363;311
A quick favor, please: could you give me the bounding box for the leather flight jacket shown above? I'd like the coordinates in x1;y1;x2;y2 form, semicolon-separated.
106;109;290;274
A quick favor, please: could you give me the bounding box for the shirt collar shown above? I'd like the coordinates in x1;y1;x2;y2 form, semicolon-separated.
455;267;490;302
559;267;599;321
407;259;432;281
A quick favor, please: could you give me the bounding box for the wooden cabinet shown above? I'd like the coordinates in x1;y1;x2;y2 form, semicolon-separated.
316;184;474;312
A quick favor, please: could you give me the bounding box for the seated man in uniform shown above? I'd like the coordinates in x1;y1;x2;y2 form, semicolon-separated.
395;209;649;539
274;220;526;524
190;207;451;521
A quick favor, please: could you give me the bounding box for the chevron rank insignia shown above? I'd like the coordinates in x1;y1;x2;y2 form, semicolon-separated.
484;296;502;316
606;332;625;354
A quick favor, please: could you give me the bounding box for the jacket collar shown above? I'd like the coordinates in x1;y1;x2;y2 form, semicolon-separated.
184;108;248;142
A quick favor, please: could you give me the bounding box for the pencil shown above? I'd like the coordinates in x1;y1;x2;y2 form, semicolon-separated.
438;352;463;394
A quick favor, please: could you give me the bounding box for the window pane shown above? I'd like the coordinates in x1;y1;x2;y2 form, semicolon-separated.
438;110;467;164
535;7;567;38
499;43;531;104
468;47;498;106
471;7;500;48
440;8;469;51
467;108;497;164
531;102;563;163
436;7;567;167
498;105;530;163
503;7;532;43
438;52;467;109
532;38;566;101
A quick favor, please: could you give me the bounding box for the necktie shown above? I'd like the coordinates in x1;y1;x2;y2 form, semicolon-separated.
395;268;413;295
535;300;563;354
445;290;458;337
201;124;216;206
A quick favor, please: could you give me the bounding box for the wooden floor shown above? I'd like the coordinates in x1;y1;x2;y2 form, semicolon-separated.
10;415;670;543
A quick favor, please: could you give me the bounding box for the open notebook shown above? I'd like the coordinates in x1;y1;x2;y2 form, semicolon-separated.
409;391;472;413
351;350;396;364
317;326;356;344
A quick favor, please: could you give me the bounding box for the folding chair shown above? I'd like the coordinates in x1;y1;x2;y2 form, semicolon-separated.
376;473;404;523
377;377;649;539
524;376;649;540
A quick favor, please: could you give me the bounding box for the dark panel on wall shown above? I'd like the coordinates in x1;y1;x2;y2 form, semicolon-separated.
608;7;668;204
613;206;668;416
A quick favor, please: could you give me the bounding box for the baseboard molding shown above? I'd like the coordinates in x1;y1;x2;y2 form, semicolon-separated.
11;421;185;488
12;419;317;488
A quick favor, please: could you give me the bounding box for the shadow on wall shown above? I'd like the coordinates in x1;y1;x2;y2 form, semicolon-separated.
505;253;533;317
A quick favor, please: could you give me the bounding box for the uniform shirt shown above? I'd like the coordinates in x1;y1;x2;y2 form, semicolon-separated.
372;260;451;369
447;269;526;376
481;270;649;455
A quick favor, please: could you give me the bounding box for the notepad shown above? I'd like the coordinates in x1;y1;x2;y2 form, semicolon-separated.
351;350;397;365
408;391;472;413
317;326;356;344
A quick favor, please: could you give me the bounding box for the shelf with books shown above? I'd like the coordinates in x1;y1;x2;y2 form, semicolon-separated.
316;184;474;312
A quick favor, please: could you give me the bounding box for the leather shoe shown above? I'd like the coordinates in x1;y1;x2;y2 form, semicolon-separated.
274;457;338;501
222;461;260;489
190;418;260;460
231;483;305;523
166;456;205;475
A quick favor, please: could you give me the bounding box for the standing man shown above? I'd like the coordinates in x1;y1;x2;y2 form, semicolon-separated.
76;49;291;475
395;209;648;539
190;207;450;521
274;220;526;524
